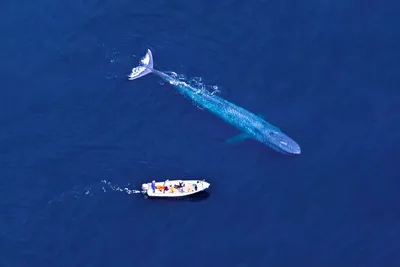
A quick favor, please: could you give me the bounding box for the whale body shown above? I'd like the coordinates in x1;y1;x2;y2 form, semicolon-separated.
128;49;301;155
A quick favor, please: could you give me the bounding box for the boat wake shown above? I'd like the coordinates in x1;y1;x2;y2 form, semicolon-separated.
48;180;142;204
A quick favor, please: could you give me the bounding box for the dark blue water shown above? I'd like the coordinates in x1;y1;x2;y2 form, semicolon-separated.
1;0;399;266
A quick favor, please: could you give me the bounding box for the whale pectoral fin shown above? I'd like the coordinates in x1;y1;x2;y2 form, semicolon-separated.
225;133;251;144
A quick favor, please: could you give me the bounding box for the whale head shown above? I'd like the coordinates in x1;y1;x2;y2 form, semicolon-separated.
260;129;301;155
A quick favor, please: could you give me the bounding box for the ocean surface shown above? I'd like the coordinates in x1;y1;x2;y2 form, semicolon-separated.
1;0;399;266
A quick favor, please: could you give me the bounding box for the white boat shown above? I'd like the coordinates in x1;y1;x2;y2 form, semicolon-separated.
141;179;210;198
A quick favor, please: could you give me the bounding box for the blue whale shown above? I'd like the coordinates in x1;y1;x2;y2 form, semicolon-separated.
128;49;301;155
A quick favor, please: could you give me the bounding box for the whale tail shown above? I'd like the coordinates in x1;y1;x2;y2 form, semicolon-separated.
128;49;154;80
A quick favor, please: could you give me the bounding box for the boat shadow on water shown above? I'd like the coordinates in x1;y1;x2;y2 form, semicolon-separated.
144;191;210;203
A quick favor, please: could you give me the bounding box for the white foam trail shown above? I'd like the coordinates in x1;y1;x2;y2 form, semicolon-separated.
48;180;142;204
100;180;142;194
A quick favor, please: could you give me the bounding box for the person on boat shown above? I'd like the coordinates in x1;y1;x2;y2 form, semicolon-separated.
178;181;185;192
151;180;156;193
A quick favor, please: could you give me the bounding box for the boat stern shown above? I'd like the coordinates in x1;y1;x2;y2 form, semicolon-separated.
141;183;149;192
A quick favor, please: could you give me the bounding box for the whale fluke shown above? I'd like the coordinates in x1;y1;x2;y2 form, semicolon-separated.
128;49;154;80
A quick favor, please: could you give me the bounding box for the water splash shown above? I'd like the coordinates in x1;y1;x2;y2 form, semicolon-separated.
160;71;221;110
166;71;221;94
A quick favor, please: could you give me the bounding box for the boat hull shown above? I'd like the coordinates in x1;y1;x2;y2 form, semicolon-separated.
142;179;210;198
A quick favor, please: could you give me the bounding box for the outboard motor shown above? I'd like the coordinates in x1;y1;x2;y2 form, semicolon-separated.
141;183;149;192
